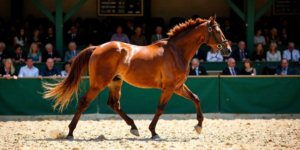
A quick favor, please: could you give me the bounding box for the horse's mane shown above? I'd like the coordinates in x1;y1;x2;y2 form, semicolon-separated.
167;18;208;38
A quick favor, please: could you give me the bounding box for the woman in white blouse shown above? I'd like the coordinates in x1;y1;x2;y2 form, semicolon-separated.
14;28;27;46
206;48;223;62
266;42;281;61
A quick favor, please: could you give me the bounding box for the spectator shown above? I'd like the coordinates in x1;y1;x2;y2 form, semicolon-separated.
6;25;17;45
0;21;6;43
130;27;147;46
0;42;10;62
38;24;46;40
275;59;295;75
44;27;55;45
14;28;27;46
251;44;266;61
266;28;279;44
40;58;61;77
254;29;266;45
42;43;61;62
222;58;240;75
206;47;223;62
151;26;165;43
241;59;256;75
64;42;80;62
110;26;130;43
283;42;299;62
61;62;71;77
18;57;39;77
125;20;134;38
74;21;85;37
0;58;17;79
141;22;151;42
28;43;41;62
189;58;207;75
228;39;233;47
12;44;26;64
279;28;289;45
29;29;43;45
266;42;281;61
221;20;233;42
228;41;250;61
295;58;300;75
24;21;32;41
66;26;80;44
193;49;206;62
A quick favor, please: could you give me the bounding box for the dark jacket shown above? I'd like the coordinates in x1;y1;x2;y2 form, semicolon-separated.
193;49;206;61
12;52;27;60
222;67;240;75
40;66;60;76
0;66;17;76
189;66;208;75
275;67;295;75
42;50;61;62
229;49;251;61
0;51;11;61
251;51;266;61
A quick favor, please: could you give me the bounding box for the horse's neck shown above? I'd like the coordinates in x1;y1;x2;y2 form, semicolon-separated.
170;28;205;62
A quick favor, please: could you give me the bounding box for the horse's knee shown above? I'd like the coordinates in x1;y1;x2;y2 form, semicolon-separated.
78;97;90;111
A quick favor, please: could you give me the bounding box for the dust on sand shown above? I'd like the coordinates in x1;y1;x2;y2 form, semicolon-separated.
0;119;299;150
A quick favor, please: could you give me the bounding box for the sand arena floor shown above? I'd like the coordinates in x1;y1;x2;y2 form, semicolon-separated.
0;118;300;150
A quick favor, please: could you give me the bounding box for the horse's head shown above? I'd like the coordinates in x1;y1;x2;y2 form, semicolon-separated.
204;15;232;57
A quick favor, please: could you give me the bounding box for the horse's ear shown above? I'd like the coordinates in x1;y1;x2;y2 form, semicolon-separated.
211;14;216;24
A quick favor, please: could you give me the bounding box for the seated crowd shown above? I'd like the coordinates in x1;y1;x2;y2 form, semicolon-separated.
0;16;300;78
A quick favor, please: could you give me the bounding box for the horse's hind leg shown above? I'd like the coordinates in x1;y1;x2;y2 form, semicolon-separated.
107;76;139;136
174;84;204;134
67;77;113;139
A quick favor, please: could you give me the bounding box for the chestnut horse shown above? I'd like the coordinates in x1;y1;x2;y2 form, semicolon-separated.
43;15;231;140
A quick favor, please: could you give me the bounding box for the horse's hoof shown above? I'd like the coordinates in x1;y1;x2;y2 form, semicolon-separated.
66;136;74;140
151;135;161;140
194;125;202;134
130;129;140;136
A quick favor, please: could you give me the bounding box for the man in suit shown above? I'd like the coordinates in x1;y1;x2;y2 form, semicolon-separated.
125;20;135;38
0;42;10;62
193;49;206;62
275;59;295;75
189;58;207;75
131;27;147;46
151;26;165;43
65;26;80;44
228;41;250;61
42;43;61;62
222;58;240;75
44;27;55;46
221;20;233;40
64;42;80;62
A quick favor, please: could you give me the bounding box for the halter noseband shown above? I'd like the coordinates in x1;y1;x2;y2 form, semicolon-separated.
206;21;228;51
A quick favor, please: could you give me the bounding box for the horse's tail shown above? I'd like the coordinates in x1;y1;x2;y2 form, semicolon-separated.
42;46;95;112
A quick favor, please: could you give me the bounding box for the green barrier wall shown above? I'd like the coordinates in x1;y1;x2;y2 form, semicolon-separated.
220;76;300;113
98;77;219;114
0;78;97;115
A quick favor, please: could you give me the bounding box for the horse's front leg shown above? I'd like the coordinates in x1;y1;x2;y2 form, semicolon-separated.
149;85;175;139
174;84;203;134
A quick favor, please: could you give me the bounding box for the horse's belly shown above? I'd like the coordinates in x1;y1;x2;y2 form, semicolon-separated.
120;72;162;89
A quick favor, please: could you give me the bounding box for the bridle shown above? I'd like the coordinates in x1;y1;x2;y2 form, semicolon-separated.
206;21;228;51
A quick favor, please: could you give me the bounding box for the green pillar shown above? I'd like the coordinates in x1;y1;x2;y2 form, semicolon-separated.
55;0;63;57
246;0;255;52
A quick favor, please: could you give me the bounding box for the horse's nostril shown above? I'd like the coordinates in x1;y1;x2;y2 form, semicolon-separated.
227;49;231;53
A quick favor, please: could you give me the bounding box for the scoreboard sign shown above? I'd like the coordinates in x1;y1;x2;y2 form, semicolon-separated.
98;0;143;16
273;0;300;15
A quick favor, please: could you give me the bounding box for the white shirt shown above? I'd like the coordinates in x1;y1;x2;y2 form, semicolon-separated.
283;49;300;61
14;36;27;46
254;36;266;44
157;34;162;40
266;51;281;61
206;51;223;62
18;65;39;77
61;70;68;77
